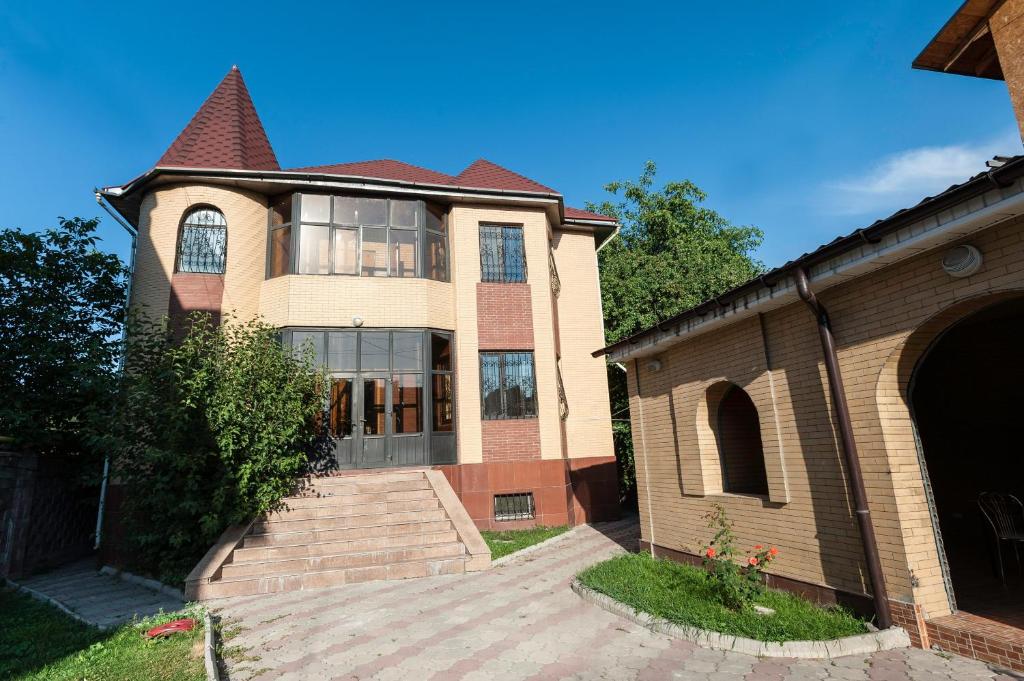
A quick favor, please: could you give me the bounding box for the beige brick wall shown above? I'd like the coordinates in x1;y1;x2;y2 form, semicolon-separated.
629;216;1024;619
447;205;566;464
258;276;455;329
133;189;613;475
130;184;268;322
552;229;614;460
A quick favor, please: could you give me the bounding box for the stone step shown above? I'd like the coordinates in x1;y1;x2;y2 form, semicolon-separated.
262;498;440;524
309;471;428;488
233;529;459;563
300;477;433;496
196;556;467;599
282;488;435;509
252;508;448;534
242;519;454;548
222;542;465;579
265;498;440;522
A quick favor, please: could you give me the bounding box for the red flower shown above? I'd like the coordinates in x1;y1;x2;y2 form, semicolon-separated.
754;545;763;550
769;547;779;556
705;548;716;559
748;556;759;566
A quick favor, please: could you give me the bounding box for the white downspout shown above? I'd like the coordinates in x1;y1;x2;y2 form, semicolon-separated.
93;192;138;551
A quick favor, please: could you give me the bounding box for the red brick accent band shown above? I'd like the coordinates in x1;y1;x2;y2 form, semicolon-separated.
168;272;224;327
476;283;534;350
481;419;541;462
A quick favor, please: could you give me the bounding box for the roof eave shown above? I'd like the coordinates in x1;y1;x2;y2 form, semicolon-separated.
595;157;1024;361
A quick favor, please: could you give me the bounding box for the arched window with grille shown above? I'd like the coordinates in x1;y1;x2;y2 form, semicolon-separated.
715;384;769;495
177;207;227;274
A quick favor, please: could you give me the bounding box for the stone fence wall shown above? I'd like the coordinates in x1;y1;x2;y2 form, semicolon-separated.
0;445;97;579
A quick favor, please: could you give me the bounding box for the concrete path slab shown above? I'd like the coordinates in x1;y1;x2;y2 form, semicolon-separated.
14;559;184;629
214;520;1011;680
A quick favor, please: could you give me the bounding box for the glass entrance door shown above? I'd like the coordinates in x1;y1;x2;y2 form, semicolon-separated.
359;376;388;467
296;329;452;469
329;373;426;469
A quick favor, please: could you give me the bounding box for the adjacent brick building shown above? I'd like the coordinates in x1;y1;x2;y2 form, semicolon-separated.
597;1;1024;669
99;66;620;541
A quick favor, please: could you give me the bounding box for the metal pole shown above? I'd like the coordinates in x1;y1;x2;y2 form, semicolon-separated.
794;268;893;629
92;192;138;551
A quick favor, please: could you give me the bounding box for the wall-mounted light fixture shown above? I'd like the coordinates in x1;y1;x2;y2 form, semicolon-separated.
646;358;663;372
352;316;364;327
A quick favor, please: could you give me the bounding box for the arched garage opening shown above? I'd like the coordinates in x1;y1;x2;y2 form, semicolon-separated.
911;297;1024;626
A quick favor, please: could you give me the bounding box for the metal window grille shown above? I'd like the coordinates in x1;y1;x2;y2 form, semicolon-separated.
494;493;535;521
480;352;537;419
480;225;526;283
178;208;227;273
556;362;569;421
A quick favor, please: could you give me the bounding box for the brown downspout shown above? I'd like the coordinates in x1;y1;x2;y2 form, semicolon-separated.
794;268;893;630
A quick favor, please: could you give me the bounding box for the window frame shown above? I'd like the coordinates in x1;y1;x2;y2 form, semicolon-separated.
479;224;527;283
714;383;769;497
268;193;449;282
176;205;228;274
479;350;538;420
281;327;457;464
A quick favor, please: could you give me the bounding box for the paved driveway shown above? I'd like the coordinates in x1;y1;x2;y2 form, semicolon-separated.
214;520;1009;681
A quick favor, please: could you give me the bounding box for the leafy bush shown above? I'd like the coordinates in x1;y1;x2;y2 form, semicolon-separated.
92;313;328;583
701;504;779;610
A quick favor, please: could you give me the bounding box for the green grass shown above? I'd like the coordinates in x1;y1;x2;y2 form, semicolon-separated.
0;588;206;681
481;525;570;560
577;552;869;642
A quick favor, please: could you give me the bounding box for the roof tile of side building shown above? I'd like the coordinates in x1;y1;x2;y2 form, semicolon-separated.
157;66;280;171
596;154;1024;356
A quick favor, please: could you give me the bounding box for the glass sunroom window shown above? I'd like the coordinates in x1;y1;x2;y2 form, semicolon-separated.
270;194;448;281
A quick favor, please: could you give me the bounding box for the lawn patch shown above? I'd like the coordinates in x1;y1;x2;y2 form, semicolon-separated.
577;552;868;642
0;588;206;681
481;526;569;560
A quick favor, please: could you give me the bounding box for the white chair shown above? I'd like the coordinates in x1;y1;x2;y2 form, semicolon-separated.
978;492;1024;585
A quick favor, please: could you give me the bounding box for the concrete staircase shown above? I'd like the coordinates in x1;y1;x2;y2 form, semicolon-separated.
185;469;490;600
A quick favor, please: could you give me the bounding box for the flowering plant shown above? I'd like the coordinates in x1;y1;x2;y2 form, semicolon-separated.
701;505;779;610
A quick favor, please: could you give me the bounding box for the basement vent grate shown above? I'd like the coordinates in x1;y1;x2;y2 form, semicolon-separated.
494;493;535;521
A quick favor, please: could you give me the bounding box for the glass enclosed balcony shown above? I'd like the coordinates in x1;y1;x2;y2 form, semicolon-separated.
268;194;449;282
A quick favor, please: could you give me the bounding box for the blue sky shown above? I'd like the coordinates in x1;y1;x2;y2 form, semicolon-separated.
1;1;1019;269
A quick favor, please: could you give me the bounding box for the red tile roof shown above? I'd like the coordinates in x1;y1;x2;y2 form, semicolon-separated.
455;159;556;193
157;66;279;171
564;206;617;222
287;159;457;186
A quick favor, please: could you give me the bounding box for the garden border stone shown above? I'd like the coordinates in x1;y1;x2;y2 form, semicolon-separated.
570;578;911;659
100;565;186;601
204;609;220;681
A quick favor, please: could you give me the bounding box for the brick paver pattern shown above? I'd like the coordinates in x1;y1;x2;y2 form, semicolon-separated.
214;520;1013;680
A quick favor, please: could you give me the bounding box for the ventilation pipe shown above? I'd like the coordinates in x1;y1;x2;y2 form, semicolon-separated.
794;268;893;630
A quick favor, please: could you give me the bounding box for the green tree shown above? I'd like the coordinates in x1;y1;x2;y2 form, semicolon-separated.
93;314;328;583
588;163;764;502
0;218;127;452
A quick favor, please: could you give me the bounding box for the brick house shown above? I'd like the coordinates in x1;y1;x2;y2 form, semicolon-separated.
596;1;1024;670
98;67;619;598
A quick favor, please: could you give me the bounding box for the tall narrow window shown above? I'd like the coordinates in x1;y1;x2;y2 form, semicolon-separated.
178;207;227;274
480;351;537;419
715;385;769;496
269;195;291;278
479;225;526;283
431;333;454;432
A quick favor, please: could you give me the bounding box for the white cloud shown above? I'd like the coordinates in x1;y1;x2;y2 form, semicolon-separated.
823;131;1022;216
